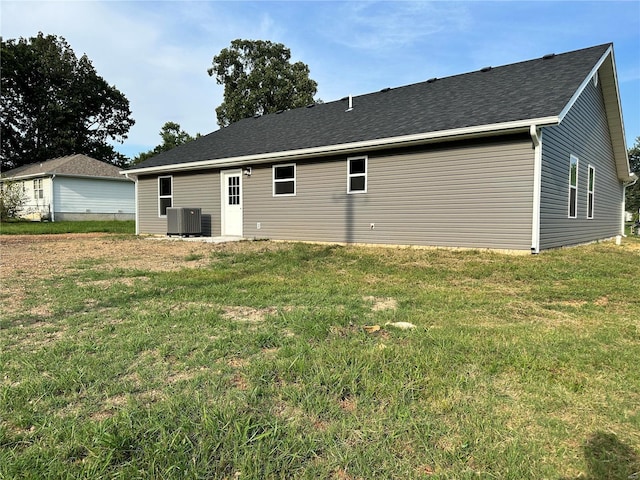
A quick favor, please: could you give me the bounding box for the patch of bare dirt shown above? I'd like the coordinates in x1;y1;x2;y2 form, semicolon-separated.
363;295;397;311
0;234;293;321
222;305;279;323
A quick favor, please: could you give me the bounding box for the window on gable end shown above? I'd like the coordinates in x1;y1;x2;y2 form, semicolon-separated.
587;165;595;219
568;155;578;218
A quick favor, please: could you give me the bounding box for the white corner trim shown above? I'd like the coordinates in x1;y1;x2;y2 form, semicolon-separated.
530;125;542;254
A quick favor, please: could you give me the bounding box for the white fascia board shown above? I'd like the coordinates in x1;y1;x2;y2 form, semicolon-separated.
1;172;48;181
56;173;133;182
604;49;632;182
557;46;631;182
123;116;559;175
3;172;132;182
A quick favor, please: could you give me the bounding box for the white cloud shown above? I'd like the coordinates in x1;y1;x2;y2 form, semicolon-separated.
324;1;471;52
2;0;638;154
1;1;285;157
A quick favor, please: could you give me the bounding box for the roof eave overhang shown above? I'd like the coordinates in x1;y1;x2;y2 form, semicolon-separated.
123;116;559;176
0;172;47;181
1;172;131;182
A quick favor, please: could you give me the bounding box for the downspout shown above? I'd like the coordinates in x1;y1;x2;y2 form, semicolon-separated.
50;174;56;222
124;173;139;235
530;125;542;254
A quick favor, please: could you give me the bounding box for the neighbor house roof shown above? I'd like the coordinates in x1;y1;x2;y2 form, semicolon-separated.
2;154;130;181
127;43;632;181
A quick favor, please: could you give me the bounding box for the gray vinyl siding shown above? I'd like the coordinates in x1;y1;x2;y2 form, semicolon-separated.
539;74;622;249
137;170;220;236
243;135;535;250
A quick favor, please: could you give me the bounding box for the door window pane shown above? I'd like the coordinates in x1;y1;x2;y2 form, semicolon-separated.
228;176;240;205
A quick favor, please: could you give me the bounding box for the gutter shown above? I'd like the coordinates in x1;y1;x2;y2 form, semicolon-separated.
2;172;132;182
530;125;542;254
122;116;559;176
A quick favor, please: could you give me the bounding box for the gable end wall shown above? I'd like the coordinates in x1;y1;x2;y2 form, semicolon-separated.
539;74;622;249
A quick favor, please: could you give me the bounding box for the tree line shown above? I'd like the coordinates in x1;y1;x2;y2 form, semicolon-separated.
1;33;638;216
0;34;318;170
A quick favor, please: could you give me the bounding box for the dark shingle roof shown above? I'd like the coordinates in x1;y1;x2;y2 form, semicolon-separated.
132;43;611;170
3;154;127;179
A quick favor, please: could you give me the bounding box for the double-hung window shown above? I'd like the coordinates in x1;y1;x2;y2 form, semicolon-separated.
568;155;578;218
347;156;367;193
33;179;43;200
587;165;595;219
158;176;173;216
273;164;296;196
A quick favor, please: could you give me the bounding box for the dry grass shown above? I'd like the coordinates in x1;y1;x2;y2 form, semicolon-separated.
1;234;639;479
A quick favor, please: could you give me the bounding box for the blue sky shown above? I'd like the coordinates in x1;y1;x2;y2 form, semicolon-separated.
2;1;639;159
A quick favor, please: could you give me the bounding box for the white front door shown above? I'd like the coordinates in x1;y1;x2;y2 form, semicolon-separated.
221;170;243;236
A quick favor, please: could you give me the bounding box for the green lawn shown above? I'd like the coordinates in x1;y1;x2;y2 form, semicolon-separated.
1;237;639;479
0;220;135;235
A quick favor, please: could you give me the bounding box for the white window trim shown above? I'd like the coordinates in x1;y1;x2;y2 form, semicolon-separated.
347;155;367;194
158;175;173;217
587;164;595;219
272;163;296;197
33;178;44;200
568;155;578;219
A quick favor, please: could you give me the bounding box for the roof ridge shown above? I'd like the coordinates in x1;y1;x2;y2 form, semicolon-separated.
238;43;613;117
348;43;613;101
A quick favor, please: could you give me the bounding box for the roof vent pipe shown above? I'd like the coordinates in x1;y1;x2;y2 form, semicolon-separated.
346;94;353;112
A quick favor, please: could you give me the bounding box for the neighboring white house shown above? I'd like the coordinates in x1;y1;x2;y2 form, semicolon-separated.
1;154;135;221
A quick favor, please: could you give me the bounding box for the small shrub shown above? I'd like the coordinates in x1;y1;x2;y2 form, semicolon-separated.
0;181;26;221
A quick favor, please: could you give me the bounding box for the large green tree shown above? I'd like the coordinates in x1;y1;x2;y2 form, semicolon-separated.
131;122;198;165
1;33;134;171
208;39;318;127
626;136;640;219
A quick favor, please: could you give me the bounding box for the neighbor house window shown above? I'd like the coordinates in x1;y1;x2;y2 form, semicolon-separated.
568;155;578;218
587;165;595;219
33;179;43;199
158;176;173;216
273;164;296;196
347;156;367;193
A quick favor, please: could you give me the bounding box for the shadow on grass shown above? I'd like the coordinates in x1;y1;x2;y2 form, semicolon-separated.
564;431;639;480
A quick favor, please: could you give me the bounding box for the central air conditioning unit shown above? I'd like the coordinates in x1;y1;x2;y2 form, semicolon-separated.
167;207;202;237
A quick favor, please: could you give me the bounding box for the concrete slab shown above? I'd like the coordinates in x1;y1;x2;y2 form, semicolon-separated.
145;235;245;244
